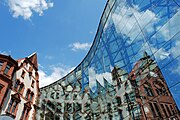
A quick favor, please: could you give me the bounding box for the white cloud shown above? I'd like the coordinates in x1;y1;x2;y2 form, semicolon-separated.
88;67;112;92
151;47;170;60
6;0;53;20
139;42;170;61
69;42;92;51
39;64;75;87
112;5;159;43
158;10;180;41
169;40;180;75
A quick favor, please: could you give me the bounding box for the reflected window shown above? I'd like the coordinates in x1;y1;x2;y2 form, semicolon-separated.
50;92;55;99
56;103;61;113
165;104;172;116
56;92;59;99
144;82;154;97
149;102;156;117
66;103;72;112
153;103;162;118
107;103;111;112
160;104;168;117
116;97;121;106
124;81;129;90
153;80;167;96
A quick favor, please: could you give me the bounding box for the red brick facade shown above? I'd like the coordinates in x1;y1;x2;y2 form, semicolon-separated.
0;54;17;112
129;52;180;120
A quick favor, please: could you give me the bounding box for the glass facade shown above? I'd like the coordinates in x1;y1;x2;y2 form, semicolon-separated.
37;0;180;119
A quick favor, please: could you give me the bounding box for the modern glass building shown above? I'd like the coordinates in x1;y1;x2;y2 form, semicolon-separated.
36;0;180;119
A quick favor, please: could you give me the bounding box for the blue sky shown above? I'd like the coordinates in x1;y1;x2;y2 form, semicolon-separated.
0;0;107;87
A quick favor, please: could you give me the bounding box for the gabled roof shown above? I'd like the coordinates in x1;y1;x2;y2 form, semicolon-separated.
27;52;38;70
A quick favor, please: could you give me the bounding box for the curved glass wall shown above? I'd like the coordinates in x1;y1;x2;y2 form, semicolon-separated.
37;0;180;120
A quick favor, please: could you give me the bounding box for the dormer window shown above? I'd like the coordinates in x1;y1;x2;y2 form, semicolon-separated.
21;71;26;78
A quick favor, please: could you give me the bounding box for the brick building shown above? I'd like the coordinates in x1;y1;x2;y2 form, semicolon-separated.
129;52;180;120
0;53;39;120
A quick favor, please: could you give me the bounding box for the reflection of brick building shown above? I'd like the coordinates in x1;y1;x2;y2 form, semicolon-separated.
129;52;180;120
0;53;39;120
37;52;179;120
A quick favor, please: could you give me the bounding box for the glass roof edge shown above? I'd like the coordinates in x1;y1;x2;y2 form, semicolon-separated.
40;0;116;89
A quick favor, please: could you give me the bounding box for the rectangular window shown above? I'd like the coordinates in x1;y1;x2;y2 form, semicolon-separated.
31;80;35;88
25;90;30;100
21;71;26;78
21;108;25;120
25;109;30;119
18;84;24;93
4;65;10;74
7;99;13;112
6;98;18;116
30;93;34;101
14;80;20;91
11;101;17;114
0;62;3;70
0;84;3;93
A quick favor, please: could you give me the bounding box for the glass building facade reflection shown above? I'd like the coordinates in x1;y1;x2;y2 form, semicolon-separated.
36;0;180;119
